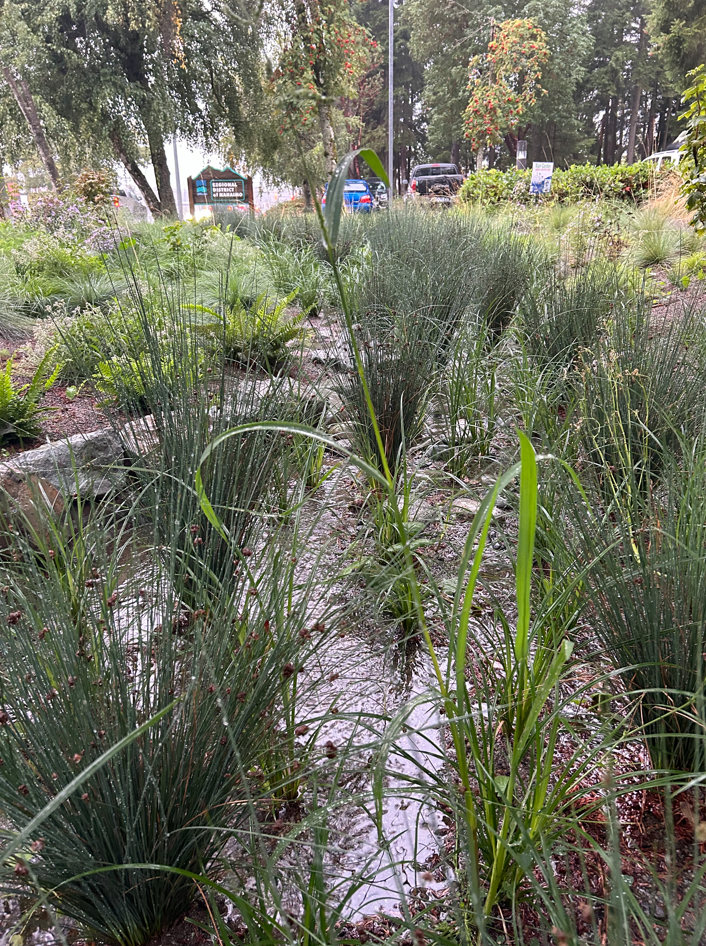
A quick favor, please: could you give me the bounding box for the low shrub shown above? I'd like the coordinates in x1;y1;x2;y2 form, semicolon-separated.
33;300;163;384
459;161;658;207
668;250;706;288
93;347;202;414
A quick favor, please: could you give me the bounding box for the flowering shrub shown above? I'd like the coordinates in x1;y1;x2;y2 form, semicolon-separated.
72;168;115;207
11;232;105;280
271;0;376;146
11;192;113;254
459;161;656;206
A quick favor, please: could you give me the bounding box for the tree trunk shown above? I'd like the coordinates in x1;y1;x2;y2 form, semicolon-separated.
108;126;162;217
659;98;673;150
0;66;60;190
145;124;177;217
317;100;337;177
616;93;627;163
476;147;484;171
302;178;313;211
451;140;460;168
626;86;641;164
645;87;657;156
597;111;606;164
627;15;648;165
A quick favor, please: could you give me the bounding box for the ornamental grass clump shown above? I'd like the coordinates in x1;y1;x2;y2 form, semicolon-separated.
334;321;437;475
133;372;313;607
519;264;621;371
563;441;706;772
573;300;706;501
474;227;539;341
437;317;497;472
357;208;481;352
0;434;328;946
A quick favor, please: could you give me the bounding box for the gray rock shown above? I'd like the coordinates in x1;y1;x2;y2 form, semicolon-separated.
451;496;508;521
427;442;452;460
0;428;125;497
121;414;160;458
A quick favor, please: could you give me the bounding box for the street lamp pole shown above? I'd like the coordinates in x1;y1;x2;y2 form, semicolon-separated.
388;0;393;201
173;137;183;220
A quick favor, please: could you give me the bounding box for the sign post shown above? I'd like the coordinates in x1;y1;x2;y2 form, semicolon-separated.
529;161;554;195
516;140;528;170
187;165;254;217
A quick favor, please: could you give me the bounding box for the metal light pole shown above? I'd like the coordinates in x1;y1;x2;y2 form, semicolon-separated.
388;0;394;201
173;137;183;220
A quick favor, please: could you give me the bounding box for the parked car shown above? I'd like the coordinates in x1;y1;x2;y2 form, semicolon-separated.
369;180;389;210
643;132;686;172
405;164;464;204
322;179;373;213
644;150;683;172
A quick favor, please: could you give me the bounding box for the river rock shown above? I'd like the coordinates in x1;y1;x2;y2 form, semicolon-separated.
451;496;508;521
0;428;125;497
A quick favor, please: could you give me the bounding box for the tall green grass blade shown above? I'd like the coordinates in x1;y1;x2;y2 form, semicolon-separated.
515;430;538;664
324;149;389;247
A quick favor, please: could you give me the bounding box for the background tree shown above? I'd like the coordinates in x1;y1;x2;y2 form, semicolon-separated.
407;0;588;169
406;0;471;169
8;0;264;216
354;0;425;187
0;1;62;189
267;0;376;182
650;0;706;91
465;18;549;165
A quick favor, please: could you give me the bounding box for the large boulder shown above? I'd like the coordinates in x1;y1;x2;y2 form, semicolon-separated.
0;429;125;498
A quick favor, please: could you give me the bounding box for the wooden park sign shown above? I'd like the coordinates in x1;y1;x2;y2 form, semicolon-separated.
187;165;254;215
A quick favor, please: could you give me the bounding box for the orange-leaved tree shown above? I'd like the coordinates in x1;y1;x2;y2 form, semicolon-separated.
464;18;549;163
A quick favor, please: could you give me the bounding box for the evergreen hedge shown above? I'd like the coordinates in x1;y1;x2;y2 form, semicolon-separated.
458;161;660;206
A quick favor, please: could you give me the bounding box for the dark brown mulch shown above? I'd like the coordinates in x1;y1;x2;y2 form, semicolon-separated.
38;384;111;441
0;333;112;458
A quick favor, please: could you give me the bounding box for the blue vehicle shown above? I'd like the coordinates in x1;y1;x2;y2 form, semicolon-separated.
322;179;373;213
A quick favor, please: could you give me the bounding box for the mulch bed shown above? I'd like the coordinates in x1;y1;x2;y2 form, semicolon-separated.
0;333;112;459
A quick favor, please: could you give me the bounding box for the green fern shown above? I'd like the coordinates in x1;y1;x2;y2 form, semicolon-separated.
0;353;59;444
191;291;305;367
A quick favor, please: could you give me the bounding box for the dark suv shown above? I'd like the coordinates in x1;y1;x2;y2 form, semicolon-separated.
406;164;464;203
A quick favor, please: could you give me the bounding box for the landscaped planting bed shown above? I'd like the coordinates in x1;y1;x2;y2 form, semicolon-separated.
0;189;705;946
